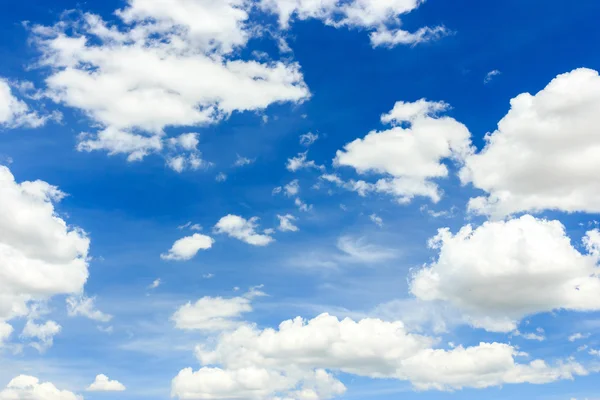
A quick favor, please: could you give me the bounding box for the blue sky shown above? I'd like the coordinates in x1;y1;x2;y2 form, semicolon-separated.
1;0;600;399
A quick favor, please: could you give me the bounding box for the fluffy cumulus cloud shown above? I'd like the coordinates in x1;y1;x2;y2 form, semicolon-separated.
86;374;126;392
0;78;52;128
20;319;62;352
259;0;448;47
0;375;81;400
161;233;215;261
0;321;13;347
214;215;274;246
410;215;600;332
172;288;265;332
30;0;309;162
0;165;90;322
172;313;585;399
461;68;600;217
333;99;472;204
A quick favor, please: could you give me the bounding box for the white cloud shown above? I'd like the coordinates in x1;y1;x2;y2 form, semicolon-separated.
334;99;472;204
285;180;300;196
259;0;448;48
20;320;62;352
569;333;590;342
277;214;299;232
234;154;255;167
294;197;312;212
31;3;309;162
172;313;585;399
161;233;215;261
590;349;600;357
336;236;397;264
513;330;545;342
410;215;600;332
461;68;600;217
148;279;161;290
286;151;324;172
0;321;13;347
299;132;318;146
87;374;126;392
214;215;274;246
216;172;228;182
66;295;113;323
0;78;52;128
0;376;82;400
0;165;90;322
484;69;501;84
168;133;200;151
370;213;383;227
172;290;262;332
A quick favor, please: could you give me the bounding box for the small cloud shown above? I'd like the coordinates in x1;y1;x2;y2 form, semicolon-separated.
299;132;319;146
161;234;214;261
214;215;274;246
370;213;383;227
202;273;215;279
216;172;227;182
67;295;112;323
277;214;299;232
569;332;590;342
233;154;254;167
148;279;161;290
484;69;501;84
286;151;324;172
87;374;126;392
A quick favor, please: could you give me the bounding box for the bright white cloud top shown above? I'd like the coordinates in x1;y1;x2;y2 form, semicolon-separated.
334;99;472;203
461;68;600;217
411;215;600;332
0;375;81;400
214;215;274;246
86;374;126;392
161;233;215;261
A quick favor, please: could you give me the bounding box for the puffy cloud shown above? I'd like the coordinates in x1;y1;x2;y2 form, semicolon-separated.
284;180;300;197
286;152;323;172
277;214;299;232
0;165;89;321
410;215;600;332
0;375;81;400
66;295;112;323
461;68;600;217
86;374;126;392
172;289;265;332
334;99;472;204
259;0;448;48
31;2;309;162
0;79;51;128
172;313;585;399
20;320;62;352
161;233;215;261
214;215;274;246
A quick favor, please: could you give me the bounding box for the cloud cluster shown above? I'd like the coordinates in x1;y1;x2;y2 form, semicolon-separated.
260;0;448;47
172;313;585;399
0;79;52;128
0;376;81;400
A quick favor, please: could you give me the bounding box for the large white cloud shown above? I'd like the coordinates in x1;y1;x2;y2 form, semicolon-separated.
460;68;600;217
0;376;81;400
0;165;89;321
410;215;600;332
333;99;472;203
259;0;448;47
31;1;309;162
172;313;585;399
161;233;215;261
